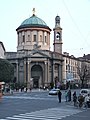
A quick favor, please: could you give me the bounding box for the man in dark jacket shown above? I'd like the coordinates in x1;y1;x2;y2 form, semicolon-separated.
73;91;77;106
68;89;71;101
58;90;62;103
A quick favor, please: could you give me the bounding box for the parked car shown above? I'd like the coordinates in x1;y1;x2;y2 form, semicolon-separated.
80;89;90;97
49;88;60;95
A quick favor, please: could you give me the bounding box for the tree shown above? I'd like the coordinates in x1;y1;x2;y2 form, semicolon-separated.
0;58;14;83
77;61;90;88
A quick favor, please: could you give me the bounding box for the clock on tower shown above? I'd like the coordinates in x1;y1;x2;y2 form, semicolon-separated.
56;32;61;40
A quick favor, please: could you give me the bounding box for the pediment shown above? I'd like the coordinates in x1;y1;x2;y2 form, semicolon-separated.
26;50;49;58
32;52;44;57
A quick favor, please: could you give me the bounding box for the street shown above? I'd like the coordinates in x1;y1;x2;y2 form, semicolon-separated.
0;89;90;120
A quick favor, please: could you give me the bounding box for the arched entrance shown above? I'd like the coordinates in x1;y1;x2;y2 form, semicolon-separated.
31;65;43;88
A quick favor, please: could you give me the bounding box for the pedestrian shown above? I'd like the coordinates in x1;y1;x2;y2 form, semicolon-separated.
26;87;27;92
73;91;77;106
58;90;62;103
68;89;71;102
78;94;84;108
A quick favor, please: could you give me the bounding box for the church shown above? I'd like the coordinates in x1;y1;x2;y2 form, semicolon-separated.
5;8;63;89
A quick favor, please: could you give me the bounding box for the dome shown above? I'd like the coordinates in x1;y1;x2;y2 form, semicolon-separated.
21;15;47;26
16;14;51;30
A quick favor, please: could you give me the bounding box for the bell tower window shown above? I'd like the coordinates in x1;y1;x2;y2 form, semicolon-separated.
55;15;60;26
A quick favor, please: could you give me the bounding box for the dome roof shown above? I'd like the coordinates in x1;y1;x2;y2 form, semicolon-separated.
16;14;51;30
21;15;47;26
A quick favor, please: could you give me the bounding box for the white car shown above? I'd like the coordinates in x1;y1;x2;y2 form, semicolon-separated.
80;89;90;97
49;88;60;95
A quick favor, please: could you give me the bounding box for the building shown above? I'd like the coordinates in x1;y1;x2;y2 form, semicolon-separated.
62;52;80;84
62;52;90;87
5;9;63;89
0;41;5;58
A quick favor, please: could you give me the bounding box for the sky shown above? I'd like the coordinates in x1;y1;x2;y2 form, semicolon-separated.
0;0;90;57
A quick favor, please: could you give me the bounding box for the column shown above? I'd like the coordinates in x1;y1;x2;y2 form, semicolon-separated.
59;64;62;82
59;64;61;82
27;61;30;83
24;60;26;83
61;64;62;83
27;60;31;89
16;61;19;83
44;61;47;86
51;60;54;83
53;63;55;86
28;61;31;82
47;60;49;84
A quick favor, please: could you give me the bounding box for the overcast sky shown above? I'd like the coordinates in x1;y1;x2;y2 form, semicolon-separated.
0;0;90;57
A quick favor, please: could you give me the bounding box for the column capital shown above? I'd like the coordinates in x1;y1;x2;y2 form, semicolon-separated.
27;60;31;64
27;61;29;64
44;61;47;65
16;60;18;64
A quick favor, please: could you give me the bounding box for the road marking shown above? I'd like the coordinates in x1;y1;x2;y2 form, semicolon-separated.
3;96;64;101
1;107;82;120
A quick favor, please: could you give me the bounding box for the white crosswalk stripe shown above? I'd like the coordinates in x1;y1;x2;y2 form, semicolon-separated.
1;107;83;120
3;96;65;101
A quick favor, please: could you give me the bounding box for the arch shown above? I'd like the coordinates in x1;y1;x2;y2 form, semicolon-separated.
31;65;43;88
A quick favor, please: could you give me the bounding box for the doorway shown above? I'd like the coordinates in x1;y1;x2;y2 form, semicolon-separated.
33;76;39;88
31;65;43;88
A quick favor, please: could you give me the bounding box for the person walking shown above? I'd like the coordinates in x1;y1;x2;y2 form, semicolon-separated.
58;90;62;103
68;89;71;102
73;91;77;107
78;94;84;108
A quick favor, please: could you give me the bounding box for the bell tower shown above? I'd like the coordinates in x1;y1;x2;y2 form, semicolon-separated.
53;15;63;54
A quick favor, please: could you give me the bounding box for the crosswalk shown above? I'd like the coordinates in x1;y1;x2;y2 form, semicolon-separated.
0;107;83;120
3;96;64;101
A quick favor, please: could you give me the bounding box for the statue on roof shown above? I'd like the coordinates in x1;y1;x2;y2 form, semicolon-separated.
32;8;35;16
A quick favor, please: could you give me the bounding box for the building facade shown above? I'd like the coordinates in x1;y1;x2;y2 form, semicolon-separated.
5;9;63;89
62;52;90;87
62;52;80;84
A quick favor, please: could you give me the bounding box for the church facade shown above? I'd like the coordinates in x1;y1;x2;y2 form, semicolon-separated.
5;9;63;89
